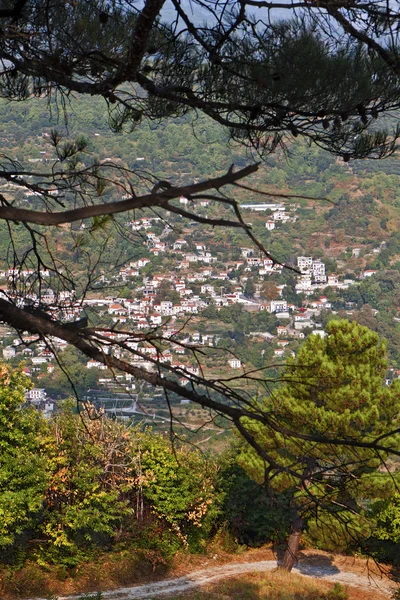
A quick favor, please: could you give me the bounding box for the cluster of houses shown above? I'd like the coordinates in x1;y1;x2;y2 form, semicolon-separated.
294;256;355;294
0;213;367;409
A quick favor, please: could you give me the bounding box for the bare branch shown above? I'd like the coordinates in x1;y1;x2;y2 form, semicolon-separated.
0;164;259;225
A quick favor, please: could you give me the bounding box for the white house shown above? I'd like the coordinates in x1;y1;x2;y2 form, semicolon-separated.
228;358;242;369
3;346;16;359
173;239;187;250
311;260;327;283
201;284;215;295
137;257;151;268
25;388;47;403
361;270;378;278
297;256;313;272
324;273;337;285
269;299;288;313
87;359;107;370
274;348;285;357
273;210;288;221
240;203;283;211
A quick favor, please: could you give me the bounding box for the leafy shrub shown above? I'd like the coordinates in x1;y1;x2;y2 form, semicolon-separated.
367;494;400;565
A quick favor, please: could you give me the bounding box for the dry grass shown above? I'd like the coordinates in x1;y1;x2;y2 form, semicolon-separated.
0;546;395;599
172;546;394;600
176;570;387;600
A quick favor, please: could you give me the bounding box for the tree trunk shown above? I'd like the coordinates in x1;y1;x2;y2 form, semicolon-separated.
280;516;304;572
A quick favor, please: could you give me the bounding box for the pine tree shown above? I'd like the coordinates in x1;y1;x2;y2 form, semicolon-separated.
238;321;400;571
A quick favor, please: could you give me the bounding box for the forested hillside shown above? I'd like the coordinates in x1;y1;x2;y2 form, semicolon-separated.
2;96;400;369
2;94;400;253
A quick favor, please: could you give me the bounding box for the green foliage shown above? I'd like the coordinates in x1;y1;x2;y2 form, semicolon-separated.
40;403;136;566
372;494;400;543
325;193;379;236
0;396;220;568
40;347;100;397
0;363;48;552
238;321;400;552
244;277;255;298
154;280;181;304
139;434;219;553
366;494;400;564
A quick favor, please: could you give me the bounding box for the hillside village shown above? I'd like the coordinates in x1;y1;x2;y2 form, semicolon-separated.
0;100;399;418
1;195;391;418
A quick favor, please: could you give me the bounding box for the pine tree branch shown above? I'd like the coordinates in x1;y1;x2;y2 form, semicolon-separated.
0;164;258;225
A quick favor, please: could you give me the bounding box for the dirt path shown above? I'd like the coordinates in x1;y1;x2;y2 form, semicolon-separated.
49;557;396;600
